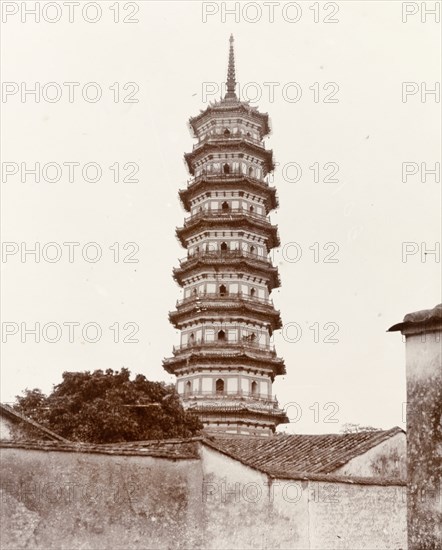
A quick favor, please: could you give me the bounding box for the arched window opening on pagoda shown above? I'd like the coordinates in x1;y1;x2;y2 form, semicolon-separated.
185;381;192;396
192;288;197;297
189;332;195;345
224;128;230;136
195;246;200;254
220;241;228;252
218;330;226;341
251;381;258;396
248;166;254;177
223;163;230;174
219;284;228;296
221;201;230;212
250;245;256;255
249;205;254;213
250;287;256;297
216;378;225;394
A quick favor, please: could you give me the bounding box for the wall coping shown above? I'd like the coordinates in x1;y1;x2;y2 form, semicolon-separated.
0;438;201;460
388;303;442;335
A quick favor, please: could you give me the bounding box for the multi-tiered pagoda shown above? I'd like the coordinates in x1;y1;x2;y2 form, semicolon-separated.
163;36;288;436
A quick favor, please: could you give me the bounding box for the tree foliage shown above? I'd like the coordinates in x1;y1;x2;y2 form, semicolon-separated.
341;423;383;434
14;369;202;443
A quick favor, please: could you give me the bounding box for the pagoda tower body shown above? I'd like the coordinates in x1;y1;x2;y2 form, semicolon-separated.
163;36;288;436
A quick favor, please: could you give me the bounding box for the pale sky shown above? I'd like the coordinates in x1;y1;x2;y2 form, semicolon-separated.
1;1;441;434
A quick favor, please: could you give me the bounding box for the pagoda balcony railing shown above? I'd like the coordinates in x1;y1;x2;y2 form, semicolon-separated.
181;390;277;405
178;249;274;267
176;292;274;308
172;339;276;356
192;134;263;150
183;207;268;225
190;171;269;188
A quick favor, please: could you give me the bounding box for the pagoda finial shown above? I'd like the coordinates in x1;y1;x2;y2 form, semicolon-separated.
225;34;237;100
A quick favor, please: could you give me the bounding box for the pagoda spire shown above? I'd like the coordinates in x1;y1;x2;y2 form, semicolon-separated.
225;34;237;100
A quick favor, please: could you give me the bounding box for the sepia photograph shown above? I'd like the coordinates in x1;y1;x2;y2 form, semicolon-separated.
1;1;441;549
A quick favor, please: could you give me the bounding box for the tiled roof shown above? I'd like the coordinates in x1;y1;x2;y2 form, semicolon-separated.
189;100;269;123
203;427;404;479
0;437;201;460
0;404;70;443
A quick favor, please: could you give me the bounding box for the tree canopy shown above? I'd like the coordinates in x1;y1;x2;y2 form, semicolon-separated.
341;423;383;434
14;368;202;443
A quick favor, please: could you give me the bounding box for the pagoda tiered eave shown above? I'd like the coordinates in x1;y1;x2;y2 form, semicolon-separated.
162;349;286;377
175;212;280;249
185;400;289;426
188;100;271;138
168;295;282;333
184;140;275;176
179;174;279;213
172;251;281;291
